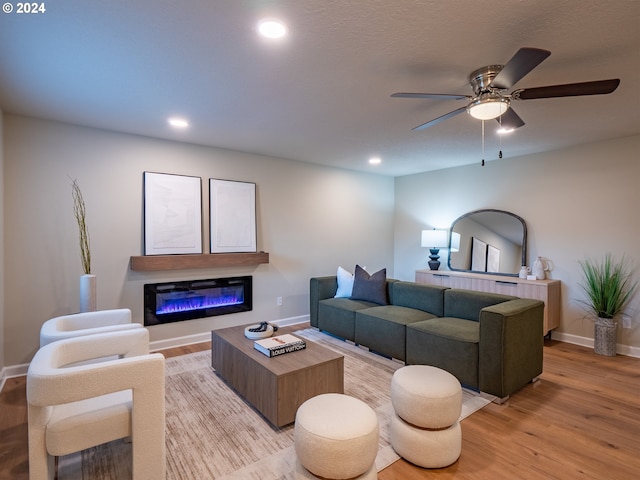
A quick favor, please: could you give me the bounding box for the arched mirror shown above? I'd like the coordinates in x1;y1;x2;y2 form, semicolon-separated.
448;209;527;277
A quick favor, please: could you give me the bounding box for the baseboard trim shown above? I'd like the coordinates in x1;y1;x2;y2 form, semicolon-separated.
550;331;640;358
150;332;212;352
0;362;31;389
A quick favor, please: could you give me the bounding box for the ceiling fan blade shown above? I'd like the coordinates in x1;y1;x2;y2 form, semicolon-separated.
514;79;620;100
490;47;551;90
391;92;470;100
496;108;525;129
412;106;467;131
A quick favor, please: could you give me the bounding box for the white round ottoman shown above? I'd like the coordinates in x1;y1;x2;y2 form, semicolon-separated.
294;393;379;480
390;415;461;468
389;365;462;468
391;365;462;428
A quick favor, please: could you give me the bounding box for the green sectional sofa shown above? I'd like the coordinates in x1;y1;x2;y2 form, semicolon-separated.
310;276;545;399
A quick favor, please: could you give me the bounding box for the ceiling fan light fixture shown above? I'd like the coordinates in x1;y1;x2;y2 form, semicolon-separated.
467;93;510;120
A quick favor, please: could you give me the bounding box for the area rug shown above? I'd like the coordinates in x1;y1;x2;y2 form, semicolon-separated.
57;328;493;479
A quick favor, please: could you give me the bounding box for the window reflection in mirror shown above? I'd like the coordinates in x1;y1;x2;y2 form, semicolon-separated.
448;209;527;276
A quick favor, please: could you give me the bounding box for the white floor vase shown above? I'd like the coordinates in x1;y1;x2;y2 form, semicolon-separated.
79;274;97;312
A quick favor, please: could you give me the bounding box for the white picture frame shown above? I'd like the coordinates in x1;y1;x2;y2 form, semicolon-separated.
143;172;203;255
209;179;257;253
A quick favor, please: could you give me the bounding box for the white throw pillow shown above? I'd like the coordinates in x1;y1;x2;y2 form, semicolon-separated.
334;266;354;298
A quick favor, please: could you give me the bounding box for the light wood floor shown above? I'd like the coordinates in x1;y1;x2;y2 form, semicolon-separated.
1;332;639;479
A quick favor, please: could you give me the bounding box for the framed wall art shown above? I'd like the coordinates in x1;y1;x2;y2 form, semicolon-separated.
143;172;203;255
210;179;257;253
471;237;487;272
486;245;501;273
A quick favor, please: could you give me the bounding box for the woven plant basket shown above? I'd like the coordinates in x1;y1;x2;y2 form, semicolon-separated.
594;317;617;356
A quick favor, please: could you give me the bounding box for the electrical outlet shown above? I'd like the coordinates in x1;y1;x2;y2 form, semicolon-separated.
277;296;283;306
622;316;631;329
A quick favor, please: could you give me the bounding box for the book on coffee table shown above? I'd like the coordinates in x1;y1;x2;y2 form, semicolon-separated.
254;334;306;357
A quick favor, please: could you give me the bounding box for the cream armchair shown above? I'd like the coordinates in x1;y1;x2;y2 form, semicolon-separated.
27;328;165;480
39;308;143;347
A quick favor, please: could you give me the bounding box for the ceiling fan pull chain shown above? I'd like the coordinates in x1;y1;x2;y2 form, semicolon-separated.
481;120;485;166
498;117;503;159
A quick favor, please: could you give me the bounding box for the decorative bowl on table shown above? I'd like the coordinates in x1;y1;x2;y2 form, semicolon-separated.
244;324;274;340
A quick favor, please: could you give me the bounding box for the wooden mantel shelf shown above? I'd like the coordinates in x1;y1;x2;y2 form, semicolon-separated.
130;252;269;271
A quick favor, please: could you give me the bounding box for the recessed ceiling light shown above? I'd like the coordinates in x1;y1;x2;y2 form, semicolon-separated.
369;157;382;165
168;117;189;128
257;19;287;39
497;127;515;134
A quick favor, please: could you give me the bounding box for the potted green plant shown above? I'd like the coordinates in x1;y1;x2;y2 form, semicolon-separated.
71;178;95;311
578;253;637;356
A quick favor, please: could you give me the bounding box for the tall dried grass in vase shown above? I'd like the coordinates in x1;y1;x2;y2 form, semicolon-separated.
71;178;91;275
71;178;96;311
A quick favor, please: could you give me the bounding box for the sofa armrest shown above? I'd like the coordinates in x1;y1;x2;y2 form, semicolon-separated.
310;276;338;327
478;298;545;398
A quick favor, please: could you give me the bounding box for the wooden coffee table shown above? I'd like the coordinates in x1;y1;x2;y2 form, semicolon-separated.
211;325;344;427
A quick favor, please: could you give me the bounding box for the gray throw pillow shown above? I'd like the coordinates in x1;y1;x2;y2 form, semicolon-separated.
351;265;388;305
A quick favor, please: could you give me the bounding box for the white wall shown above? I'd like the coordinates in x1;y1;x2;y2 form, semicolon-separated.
394;135;640;349
3;115;395;365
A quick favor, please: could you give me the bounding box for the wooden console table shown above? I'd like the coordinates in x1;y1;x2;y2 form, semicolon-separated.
416;269;561;336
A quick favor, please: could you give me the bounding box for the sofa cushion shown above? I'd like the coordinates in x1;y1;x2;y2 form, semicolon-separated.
334;266;355;298
406;318;480;389
351;265;388;305
392;282;448;317
443;289;517;322
355;306;437;361
318;297;379;342
408;317;479;343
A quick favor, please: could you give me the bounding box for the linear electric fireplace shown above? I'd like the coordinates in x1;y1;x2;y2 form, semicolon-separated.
144;276;252;326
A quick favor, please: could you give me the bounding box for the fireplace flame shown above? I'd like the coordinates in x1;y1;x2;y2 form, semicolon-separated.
156;291;243;315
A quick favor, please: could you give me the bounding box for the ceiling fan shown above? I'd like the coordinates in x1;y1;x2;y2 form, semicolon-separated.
391;47;620;131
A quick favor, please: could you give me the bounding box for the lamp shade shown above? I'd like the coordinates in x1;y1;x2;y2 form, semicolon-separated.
421;229;448;249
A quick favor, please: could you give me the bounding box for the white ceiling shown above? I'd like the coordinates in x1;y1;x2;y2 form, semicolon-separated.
1;0;639;177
